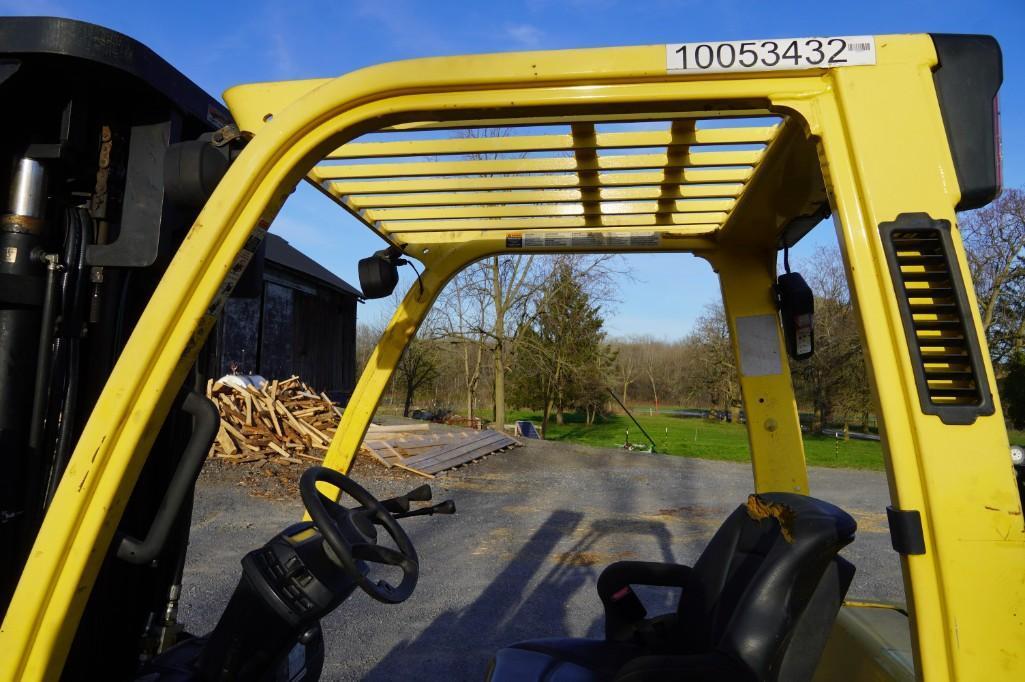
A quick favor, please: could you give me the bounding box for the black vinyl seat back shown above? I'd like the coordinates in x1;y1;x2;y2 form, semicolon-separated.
674;493;856;677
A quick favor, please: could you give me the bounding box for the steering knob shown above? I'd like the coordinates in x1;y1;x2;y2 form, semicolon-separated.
300;466;419;604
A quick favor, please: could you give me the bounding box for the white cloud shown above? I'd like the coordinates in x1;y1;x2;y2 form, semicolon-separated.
504;23;544;48
353;0;453;54
268;29;296;78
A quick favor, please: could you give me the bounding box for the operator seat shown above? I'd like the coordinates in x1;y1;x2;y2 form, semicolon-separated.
486;493;856;682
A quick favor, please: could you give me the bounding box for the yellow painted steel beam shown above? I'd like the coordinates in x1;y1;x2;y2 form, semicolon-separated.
569;123;603;227
339;184;746;209
328;125;776;159
323;168;753;194
320;248;465;475
315;149;762;180
362;198;734;221
13;33;1005;681
807;38;1024;678
712;250;808;494
377;212;727;233
376;110;775;132
8;62;840;679
656;119;698;225
302;177;404;249
392;225;719;252
715;119;822;249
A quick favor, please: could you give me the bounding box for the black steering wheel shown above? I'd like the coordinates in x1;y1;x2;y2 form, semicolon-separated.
299;466;419;604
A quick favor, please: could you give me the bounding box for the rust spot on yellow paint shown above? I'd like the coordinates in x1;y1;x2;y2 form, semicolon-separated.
746;494;796;543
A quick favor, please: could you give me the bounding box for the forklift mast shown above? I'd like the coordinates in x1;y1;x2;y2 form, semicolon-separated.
0;17;250;678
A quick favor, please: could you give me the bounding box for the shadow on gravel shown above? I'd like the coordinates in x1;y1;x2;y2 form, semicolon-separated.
364;511;677;681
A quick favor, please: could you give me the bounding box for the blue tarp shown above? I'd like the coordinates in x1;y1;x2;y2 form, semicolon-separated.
516;421;541;439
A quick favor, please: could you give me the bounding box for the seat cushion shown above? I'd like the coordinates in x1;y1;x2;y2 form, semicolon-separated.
486;641;753;682
613;652;755;682
487;639;641;682
488;648;606;682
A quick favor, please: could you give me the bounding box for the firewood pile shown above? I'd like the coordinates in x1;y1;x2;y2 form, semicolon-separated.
204;375;521;478
206;376;342;463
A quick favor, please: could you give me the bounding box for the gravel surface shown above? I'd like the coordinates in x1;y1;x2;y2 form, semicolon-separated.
181;437;903;681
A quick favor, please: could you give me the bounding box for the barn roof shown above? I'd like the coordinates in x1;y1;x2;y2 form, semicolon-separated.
264;233;363;299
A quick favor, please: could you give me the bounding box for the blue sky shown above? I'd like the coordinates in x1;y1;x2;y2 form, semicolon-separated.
10;0;1024;337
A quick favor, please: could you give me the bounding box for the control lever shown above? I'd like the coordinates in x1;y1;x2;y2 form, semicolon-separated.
393;500;456;519
381;484;434;514
406;484;433;502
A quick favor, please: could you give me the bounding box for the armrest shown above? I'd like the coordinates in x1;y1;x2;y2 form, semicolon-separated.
597;561;692;642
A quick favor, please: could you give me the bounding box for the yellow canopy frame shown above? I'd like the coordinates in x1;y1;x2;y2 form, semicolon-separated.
1;34;1021;681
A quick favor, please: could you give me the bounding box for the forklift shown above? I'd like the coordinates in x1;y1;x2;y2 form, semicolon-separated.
1;16;1021;681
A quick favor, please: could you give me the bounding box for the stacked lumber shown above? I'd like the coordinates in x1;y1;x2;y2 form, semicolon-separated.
361;428;519;477
205;375;519;476
206;376;342;463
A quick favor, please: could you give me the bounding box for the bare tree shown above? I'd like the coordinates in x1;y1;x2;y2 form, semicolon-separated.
611;340;640;407
961;188;1025;363
434;262;490;420
395;335;440;417
790;246;872;430
638;335;666;412
355;322;382;375
689;304;739;412
488;255;542;429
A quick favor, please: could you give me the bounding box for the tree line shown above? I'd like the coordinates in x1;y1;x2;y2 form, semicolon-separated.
358;187;1025;433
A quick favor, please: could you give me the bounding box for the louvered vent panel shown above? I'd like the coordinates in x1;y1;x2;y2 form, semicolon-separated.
880;214;993;425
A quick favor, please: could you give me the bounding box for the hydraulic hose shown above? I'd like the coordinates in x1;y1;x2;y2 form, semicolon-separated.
44;208;91;506
27;251;60;450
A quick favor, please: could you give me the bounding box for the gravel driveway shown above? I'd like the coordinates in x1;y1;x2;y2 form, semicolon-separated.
181;438;903;681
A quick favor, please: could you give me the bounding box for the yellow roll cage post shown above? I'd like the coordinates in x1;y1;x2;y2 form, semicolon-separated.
0;34;1020;680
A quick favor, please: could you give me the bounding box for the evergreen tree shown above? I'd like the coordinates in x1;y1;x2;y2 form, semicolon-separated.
509;260;612;435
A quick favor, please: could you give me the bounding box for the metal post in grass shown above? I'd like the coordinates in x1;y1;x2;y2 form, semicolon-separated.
606;387;657;453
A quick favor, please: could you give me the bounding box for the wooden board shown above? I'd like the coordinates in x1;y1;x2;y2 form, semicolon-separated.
398;430;518;474
357;424;519;476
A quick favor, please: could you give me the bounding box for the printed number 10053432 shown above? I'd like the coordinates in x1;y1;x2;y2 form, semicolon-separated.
665;36;876;74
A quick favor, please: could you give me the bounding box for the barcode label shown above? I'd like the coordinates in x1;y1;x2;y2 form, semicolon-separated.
666;36;876;74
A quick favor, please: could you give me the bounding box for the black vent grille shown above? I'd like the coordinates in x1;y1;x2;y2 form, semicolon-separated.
880;214;993;425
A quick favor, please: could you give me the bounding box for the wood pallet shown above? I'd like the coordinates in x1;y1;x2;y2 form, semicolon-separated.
361;427;519;477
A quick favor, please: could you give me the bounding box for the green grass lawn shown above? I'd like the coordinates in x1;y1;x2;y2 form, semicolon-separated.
1010;429;1025;447
508;409;885;471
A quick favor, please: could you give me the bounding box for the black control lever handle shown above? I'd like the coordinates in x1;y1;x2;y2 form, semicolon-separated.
406;484;433;502
380;484;433;514
381;496;410;514
394;499;455;519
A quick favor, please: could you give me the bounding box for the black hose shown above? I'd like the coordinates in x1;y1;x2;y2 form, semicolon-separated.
28;252;60;450
43;209;91;505
43;342;78;506
36;209;89;506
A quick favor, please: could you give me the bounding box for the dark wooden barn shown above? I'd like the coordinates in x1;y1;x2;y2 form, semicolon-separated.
210;234;362;402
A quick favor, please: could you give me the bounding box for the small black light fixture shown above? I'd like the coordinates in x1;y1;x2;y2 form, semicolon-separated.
358;247;401;299
358;246;424;299
775;247;815;361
